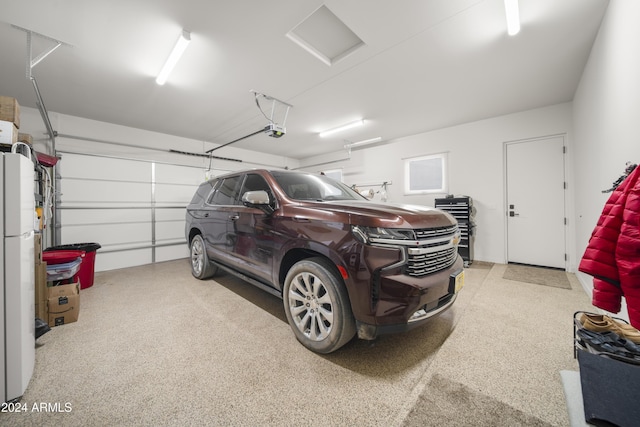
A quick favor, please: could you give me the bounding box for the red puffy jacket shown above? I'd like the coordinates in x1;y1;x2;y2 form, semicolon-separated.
579;165;640;329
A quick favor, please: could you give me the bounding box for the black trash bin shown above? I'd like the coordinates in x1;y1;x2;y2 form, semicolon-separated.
44;243;101;289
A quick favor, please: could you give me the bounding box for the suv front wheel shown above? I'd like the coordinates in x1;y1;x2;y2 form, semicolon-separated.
283;257;356;353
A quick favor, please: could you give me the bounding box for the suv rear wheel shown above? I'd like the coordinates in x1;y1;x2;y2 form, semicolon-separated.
190;234;217;279
283;257;356;353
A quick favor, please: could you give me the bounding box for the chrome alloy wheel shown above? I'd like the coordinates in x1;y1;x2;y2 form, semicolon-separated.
288;272;334;341
191;236;205;276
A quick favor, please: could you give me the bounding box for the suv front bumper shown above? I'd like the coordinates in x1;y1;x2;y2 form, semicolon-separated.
354;256;464;340
356;293;457;340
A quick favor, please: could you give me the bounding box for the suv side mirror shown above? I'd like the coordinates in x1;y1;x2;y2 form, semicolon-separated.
242;190;274;214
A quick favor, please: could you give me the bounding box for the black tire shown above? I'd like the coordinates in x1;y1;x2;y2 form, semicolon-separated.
283;257;356;353
190;234;217;279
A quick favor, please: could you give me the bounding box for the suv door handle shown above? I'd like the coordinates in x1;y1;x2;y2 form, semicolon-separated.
229;214;240;221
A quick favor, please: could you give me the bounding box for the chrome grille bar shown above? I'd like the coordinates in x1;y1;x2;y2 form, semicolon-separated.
406;247;457;276
374;225;460;277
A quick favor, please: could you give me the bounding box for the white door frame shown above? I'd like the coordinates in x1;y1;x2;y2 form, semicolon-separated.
503;133;569;270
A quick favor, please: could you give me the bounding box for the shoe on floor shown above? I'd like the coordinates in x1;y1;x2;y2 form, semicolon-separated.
579;313;640;344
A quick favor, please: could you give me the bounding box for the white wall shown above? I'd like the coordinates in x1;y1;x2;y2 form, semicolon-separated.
572;1;640;306
300;103;574;267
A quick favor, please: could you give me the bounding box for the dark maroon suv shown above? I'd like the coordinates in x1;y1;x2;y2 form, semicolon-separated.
185;169;464;353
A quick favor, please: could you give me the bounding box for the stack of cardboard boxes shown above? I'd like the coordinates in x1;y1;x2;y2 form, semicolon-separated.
1;95;79;327
46;282;80;326
34;235;80;326
0;95;20;145
0;95;32;147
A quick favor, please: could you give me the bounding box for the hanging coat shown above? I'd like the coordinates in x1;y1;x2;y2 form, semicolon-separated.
579;165;640;329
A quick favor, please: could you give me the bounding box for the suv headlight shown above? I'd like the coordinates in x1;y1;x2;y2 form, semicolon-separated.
352;225;416;244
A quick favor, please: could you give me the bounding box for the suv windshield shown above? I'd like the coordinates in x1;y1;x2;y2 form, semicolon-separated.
271;171;365;201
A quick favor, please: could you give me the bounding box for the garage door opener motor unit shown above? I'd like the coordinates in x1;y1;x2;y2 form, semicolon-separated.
206;91;292;154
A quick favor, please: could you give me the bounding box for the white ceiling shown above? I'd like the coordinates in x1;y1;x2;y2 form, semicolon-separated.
0;0;609;160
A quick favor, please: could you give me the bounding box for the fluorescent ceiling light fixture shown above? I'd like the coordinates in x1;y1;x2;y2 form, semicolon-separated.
319;119;364;137
504;0;520;36
156;30;191;85
345;137;382;149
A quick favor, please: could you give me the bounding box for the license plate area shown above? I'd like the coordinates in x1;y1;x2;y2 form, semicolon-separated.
449;269;465;294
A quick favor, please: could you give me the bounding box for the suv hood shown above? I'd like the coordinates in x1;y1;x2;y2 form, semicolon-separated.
302;200;457;229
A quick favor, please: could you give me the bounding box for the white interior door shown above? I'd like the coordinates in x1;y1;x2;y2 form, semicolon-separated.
506;136;566;269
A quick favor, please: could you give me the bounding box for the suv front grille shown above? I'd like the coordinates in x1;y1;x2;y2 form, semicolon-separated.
406;246;457;277
372;225;460;277
406;225;459;277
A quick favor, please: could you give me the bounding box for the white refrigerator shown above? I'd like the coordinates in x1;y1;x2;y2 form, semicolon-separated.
0;152;35;403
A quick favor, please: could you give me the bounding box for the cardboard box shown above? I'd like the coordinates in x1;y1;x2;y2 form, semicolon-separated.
34;233;43;264
35;261;48;320
17;133;32;145
0;120;18;145
0;96;20;128
47;283;80;327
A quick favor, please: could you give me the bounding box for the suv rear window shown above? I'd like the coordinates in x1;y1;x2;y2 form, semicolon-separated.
208;176;242;205
191;181;216;204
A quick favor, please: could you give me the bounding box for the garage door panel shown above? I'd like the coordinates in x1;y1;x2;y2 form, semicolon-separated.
155;208;185;221
61;180;151;204
155;221;185;241
95;249;152;272
55;152;234;272
155;182;197;204
155;246;189;263
61;153;151;182
155;163;204;186
61;208;150;226
62;223;151;247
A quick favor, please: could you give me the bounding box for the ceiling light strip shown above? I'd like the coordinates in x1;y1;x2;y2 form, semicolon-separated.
344;137;382;149
156;30;191;85
319;119;364;137
504;0;520;36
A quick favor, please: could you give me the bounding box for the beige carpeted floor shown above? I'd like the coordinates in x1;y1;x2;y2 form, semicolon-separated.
1;260;593;426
